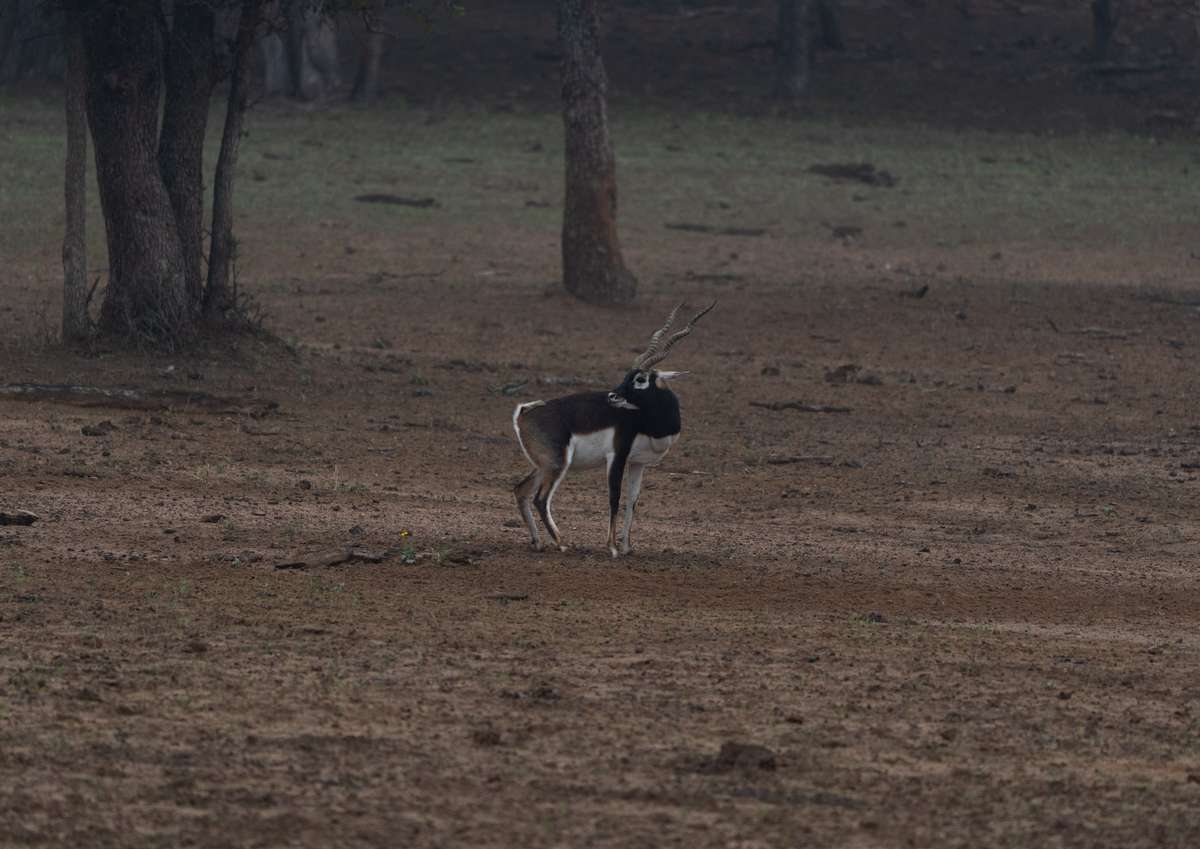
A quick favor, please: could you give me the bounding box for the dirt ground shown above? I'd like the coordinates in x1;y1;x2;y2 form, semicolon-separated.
3;2;1200;847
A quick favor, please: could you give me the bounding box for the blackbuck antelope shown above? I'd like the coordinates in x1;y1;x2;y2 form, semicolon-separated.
512;302;715;557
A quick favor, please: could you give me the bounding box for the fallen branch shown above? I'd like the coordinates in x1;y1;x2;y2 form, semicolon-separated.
274;547;387;570
808;162;897;188
751;401;852;413
354;193;438;208
665;222;767;237
765;456;834;465
0;384;277;417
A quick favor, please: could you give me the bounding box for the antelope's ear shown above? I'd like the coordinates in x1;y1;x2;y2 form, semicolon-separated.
607;392;639;411
656;370;689;381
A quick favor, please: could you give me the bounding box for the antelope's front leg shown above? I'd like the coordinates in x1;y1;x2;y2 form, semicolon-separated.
606;453;628;558
620;463;646;555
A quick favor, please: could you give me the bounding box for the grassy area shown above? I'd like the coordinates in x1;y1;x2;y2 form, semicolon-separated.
2;89;1198;313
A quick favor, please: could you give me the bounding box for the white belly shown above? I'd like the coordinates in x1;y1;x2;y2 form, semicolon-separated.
567;430;678;470
568;429;615;470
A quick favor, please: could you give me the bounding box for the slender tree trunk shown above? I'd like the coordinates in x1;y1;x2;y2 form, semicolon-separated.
61;8;88;342
558;0;636;305
1091;0;1119;61
775;0;815;100
207;0;263;318
351;0;386;104
159;0;217;312
816;0;844;51
82;0;190;344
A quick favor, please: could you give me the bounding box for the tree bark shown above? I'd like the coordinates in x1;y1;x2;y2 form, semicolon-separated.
285;0;338;101
207;0;263;318
159;0;217;312
1;0;64;84
62;9;89;343
816;0;845;52
1091;0;1119;61
775;0;815;100
82;0;190;344
558;0;636;305
351;0;386;104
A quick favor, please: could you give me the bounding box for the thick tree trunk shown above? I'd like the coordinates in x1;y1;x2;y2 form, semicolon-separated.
775;0;815;100
82;0;190;344
159;0;217;312
61;10;88;342
351;0;386;104
558;0;636;305
207;0;263;318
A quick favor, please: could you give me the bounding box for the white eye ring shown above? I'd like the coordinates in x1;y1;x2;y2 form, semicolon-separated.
633;374;650;389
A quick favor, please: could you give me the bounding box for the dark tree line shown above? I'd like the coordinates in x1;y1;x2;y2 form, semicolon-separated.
33;0;1145;345
50;0;448;346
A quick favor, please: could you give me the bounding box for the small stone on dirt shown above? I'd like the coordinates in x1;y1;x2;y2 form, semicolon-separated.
863;612;887;623
183;640;208;654
200;514;226;523
81;421;117;437
471;728;503;747
0;510;39;526
705;742;778;773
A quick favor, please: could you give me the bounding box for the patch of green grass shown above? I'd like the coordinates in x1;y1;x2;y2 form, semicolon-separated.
2;90;1196;316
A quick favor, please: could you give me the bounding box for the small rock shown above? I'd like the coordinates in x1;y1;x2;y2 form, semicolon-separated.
81;421;117;437
825;364;861;384
862;611;886;623
183;640;208;654
707;742;777;773
471;728;502;747
200;514;226;523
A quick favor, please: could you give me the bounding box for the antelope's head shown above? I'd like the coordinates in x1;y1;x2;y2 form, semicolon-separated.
607;301;716;412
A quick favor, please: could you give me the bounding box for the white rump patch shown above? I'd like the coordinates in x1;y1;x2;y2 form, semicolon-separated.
512;400;546;466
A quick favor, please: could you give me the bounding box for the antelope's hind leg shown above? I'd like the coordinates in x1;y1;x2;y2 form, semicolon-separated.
514;469;542;550
534;461;570;552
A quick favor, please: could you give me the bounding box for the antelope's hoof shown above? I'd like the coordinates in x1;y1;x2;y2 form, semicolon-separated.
557;544;569;553
609;546;620;559
530;540;543;552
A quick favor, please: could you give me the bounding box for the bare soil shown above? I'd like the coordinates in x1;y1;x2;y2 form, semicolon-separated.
2;2;1200;847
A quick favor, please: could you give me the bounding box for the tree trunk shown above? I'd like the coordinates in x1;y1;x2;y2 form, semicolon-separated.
558;0;636;305
1091;0;1119;61
61;9;88;343
285;0;338;101
1;0;64;84
816;0;845;52
351;0;386;104
159;0;217;312
775;0;815;100
82;0;190;344
207;0;263;318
